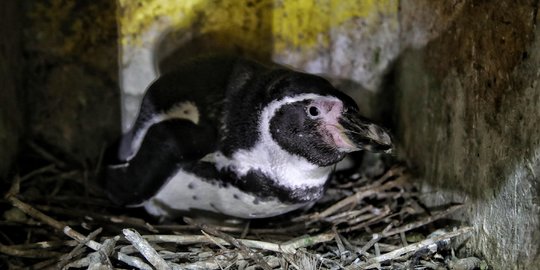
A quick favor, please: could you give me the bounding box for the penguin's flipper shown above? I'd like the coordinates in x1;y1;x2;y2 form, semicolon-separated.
105;119;217;206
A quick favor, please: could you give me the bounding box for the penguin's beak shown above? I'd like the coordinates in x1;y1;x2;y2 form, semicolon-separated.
338;111;393;153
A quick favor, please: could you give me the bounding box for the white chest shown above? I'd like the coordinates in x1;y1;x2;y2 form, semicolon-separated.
143;169;307;219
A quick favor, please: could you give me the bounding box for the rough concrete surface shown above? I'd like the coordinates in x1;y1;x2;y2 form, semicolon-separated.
394;1;540;268
23;0;120;164
0;1;23;178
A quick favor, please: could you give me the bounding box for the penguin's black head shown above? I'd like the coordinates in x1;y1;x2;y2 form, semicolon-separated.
265;72;392;167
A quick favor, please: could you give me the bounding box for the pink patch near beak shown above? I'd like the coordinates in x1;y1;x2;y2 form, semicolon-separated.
310;98;357;152
322;124;357;151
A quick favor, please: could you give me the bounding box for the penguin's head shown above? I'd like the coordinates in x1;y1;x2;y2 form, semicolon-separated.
264;71;392;167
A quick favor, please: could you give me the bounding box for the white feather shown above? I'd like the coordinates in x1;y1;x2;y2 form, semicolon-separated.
144;169;303;218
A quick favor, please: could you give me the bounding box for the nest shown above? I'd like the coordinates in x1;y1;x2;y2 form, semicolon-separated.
0;142;484;269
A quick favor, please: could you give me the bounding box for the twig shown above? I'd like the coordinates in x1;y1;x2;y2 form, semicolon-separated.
356;227;474;269
5;177;102;251
62;237;117;270
177;260;225;270
28;141;67;168
31;258;59;270
279;232;335;254
20;164;57;182
36;205;159;233
123;228;171;270
360;224;393;253
185;218;272;270
155;222;308;235
142;232;334;255
240;220;251;239
117;252;153;270
0;242;62;258
399;231;408;247
340;206;392;233
8;240;78;250
58;227;103;268
324;205;375;223
143;234;280;251
21;195;115;208
201;230;229;251
332;227;346;259
319;174;407;218
381;204;464;237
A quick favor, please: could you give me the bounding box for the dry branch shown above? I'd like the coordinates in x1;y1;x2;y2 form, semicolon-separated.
381;204;464;237
123;228;171;270
319;169;408;218
0;243;62;258
4;177;102;251
185;218;273;270
357;226;474;269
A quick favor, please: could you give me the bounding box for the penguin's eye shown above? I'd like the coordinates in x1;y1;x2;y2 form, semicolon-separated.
307;106;320;118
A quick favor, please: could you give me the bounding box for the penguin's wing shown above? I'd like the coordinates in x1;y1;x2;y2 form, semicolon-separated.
105;118;217;206
116;98;203;161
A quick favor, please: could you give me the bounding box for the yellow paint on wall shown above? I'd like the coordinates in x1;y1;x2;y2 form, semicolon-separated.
118;0;397;52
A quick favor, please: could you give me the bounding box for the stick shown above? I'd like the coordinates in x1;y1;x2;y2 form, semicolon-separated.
357;227;473;269
117;252;153;270
123;228;171;270
28;141;67;168
36;204;159;233
279;232;335;254
58;228;103;268
5;178;102;251
185;218;272;270
4;177;167;269
8;240;78;250
319;175;407;218
0;243;62;258
142;231;334;255
20;164;57;182
62;237;117;270
360;224;393;253
340;206;392;233
382;204;464;237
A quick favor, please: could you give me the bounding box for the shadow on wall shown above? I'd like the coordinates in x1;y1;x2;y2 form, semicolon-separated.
155;31;272;75
152;5;274;75
22;0;121;165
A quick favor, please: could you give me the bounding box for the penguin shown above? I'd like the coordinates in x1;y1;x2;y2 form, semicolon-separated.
104;55;392;219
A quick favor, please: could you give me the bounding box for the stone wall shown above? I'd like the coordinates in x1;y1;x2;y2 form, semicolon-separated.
393;1;540;269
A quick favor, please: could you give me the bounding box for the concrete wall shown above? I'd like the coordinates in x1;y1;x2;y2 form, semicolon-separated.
394;1;540;269
23;0;121;164
0;1;23;178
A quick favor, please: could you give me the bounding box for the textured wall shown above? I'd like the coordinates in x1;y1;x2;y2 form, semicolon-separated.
23;0;121;164
0;1;23;178
394;1;540;268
